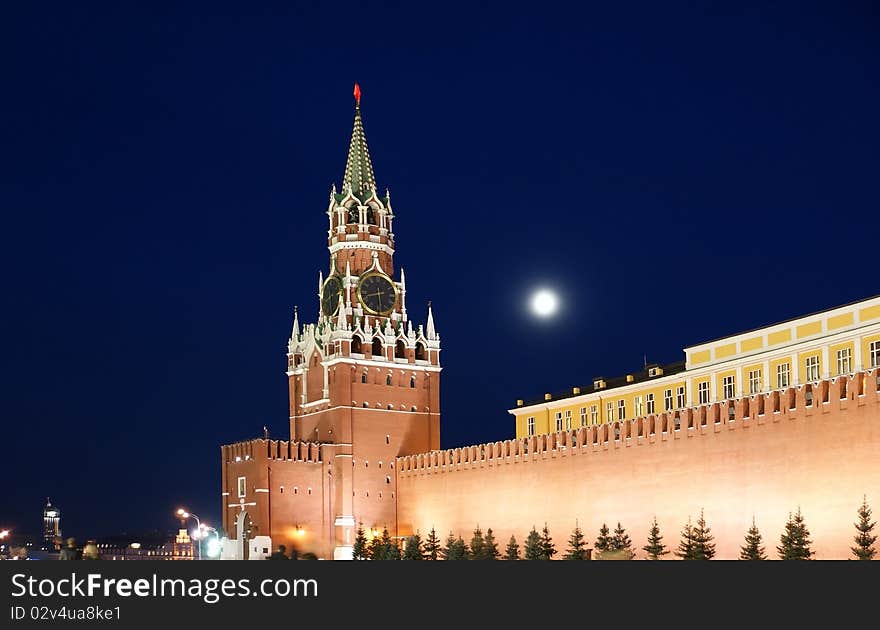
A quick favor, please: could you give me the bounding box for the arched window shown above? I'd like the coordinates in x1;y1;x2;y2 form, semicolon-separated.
415;342;426;361
366;206;376;225
386;374;392;386
395;340;406;359
372;337;383;357
351;335;362;354
410;375;416;388
361;371;367;384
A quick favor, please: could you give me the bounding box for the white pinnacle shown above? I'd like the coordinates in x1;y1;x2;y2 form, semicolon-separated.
291;306;300;339
426;302;436;341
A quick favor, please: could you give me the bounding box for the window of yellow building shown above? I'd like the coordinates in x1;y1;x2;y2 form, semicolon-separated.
646;393;655;414
606;401;614;423
676;386;686;408
527;417;535;436
564;410;572;430
776;362;790;388
617;399;626;420
634;396;643;417
579;407;587;427
805;356;820;381
748;369;762;395
722;375;736;399
698;381;709;404
554;411;562;432
590;405;598;424
871;341;880;369
664;389;673;411
837;348;852;375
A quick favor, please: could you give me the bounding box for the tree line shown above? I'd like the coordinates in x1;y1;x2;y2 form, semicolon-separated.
352;497;877;560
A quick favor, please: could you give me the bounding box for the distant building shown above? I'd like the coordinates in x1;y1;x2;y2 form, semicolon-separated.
92;529;194;560
42;498;61;550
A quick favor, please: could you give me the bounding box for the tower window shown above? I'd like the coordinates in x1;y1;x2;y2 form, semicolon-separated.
415;342;426;361
395;340;406;359
410;375;416;388
411;406;417;412
386;476;391;484
386;374;392;386
385;434;390;445
387;404;393;409
372;337;383;357
237;477;246;498
361;372;368;383
363;401;368;408
351;336;362;354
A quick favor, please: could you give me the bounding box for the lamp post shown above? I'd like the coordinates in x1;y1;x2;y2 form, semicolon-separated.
176;509;201;560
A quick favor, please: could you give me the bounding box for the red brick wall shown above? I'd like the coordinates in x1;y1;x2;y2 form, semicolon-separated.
397;372;880;559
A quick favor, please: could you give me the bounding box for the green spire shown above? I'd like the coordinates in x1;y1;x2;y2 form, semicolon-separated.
343;84;377;197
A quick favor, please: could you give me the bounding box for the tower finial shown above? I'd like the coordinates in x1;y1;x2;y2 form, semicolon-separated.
354;82;361;108
291;306;300;339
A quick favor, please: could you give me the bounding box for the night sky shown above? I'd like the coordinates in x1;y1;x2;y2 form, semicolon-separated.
2;2;878;538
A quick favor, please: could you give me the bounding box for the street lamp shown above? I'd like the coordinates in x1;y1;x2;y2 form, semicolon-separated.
0;530;9;539
176;508;201;560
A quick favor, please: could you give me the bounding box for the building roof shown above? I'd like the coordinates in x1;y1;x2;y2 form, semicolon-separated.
518;360;687;408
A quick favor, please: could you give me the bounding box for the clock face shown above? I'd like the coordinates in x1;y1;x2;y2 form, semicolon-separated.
357;273;397;315
321;276;342;316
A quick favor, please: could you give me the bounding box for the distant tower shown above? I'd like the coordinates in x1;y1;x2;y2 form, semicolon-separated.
43;497;61;549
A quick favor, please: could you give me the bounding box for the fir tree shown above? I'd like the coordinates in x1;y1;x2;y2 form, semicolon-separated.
739;518;767;560
851;496;877;560
563;523;589;560
777;508;814;560
610;522;634;558
402;534;423;560
690;510;716;560
369;528;399;560
594;523;612;553
423;527;441;561
642;517;669;560
442;534;468;560
504;535;520;560
524;527;545;560
469;526;486;560
675;518;695;560
540;524;557;559
352;522;369;560
483;528;500;560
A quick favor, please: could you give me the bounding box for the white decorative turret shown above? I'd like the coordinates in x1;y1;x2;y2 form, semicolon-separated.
337;288;348;331
399;267;407;318
426;301;436;341
291;306;300;340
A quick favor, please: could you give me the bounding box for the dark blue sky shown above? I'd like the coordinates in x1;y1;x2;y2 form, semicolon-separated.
2;2;878;537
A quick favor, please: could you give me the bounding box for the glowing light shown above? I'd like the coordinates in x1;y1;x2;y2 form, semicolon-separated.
206;538;221;558
0;530;9;539
297;527;305;536
530;289;559;318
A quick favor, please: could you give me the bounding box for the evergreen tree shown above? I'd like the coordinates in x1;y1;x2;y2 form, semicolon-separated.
594;523;612;553
690;510;716;560
610;522;634;558
777;508;814;560
469;526;486;560
739;518;767;560
642;517;669;560
851;496;877;560
369;528;398;560
540;524;557;559
352;522;369;560
442;533;468;560
504;535;520;560
675;518;695;560
563;523;589;560
524;527;545;560
483;528;500;560
423;527;441;561
402;534;423;560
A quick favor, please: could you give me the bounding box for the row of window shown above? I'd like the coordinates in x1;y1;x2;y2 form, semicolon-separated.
530;342;880;436
361;373;418;387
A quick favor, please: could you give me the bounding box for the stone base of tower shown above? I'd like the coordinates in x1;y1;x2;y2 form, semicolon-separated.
333;545;354;560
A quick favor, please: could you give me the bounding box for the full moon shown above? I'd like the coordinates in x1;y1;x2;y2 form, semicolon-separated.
530;289;559;317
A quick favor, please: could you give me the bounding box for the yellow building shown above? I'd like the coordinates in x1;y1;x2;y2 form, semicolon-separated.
511;295;880;437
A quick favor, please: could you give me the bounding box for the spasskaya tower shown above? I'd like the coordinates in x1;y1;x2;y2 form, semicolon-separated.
221;84;441;560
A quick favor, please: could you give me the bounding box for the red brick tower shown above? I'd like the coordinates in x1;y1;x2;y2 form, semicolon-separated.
285;84;441;558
